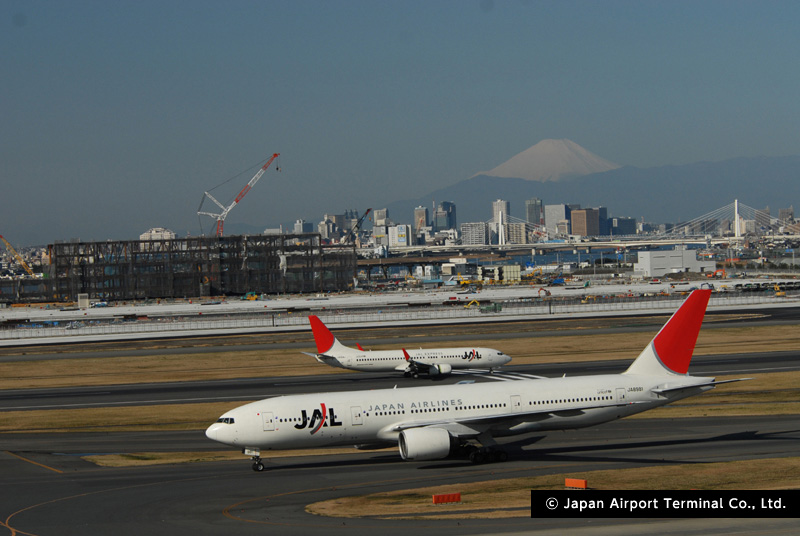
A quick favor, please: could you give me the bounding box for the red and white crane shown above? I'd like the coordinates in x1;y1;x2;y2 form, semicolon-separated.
198;153;280;236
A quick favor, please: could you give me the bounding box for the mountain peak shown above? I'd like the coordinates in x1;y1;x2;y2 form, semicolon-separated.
477;139;621;182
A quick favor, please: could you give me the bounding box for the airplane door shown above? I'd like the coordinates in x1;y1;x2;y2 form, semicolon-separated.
616;388;627;403
262;411;275;431
510;395;522;412
351;406;363;426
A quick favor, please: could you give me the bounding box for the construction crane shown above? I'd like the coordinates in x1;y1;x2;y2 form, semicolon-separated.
198;153;280;236
0;235;35;276
343;208;372;245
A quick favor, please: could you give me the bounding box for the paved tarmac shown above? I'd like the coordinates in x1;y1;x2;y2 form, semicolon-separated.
2;415;799;535
2;312;798;535
2;350;798;412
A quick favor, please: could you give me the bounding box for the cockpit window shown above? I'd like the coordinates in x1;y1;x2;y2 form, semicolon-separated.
216;417;235;424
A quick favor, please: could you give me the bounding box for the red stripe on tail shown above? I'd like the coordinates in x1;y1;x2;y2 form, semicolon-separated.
653;289;711;374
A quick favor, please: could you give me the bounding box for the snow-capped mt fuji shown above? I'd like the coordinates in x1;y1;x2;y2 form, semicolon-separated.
478;139;621;182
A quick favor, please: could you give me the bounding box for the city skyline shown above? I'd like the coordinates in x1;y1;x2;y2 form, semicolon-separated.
4;1;800;246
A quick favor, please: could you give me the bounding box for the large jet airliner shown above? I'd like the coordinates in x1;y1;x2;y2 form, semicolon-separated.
207;290;746;471
304;314;511;377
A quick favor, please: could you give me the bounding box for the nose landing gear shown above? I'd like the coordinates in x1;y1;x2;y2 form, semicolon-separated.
244;447;265;472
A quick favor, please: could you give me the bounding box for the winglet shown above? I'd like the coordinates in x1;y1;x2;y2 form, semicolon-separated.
357;343;365;351
402;348;411;362
308;315;336;354
625;289;711;376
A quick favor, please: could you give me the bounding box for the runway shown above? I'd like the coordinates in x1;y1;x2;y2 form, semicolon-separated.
2;314;798;535
1;350;798;412
2;415;799;535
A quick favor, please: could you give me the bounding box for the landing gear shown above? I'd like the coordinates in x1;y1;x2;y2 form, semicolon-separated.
404;365;421;379
468;446;508;464
245;448;264;472
453;442;508;464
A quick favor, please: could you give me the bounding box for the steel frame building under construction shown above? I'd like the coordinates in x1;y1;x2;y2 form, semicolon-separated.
44;234;356;301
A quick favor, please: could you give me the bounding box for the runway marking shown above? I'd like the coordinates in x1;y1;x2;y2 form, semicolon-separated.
1;475;209;536
3;451;62;474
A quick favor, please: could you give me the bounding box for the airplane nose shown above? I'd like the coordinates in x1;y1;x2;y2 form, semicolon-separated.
205;424;217;441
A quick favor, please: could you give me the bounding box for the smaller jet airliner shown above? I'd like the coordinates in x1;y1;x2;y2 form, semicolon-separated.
207;290;748;471
304;314;511;377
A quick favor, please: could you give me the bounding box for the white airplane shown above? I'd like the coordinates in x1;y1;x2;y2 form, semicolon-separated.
304;314;511;377
207;290;747;471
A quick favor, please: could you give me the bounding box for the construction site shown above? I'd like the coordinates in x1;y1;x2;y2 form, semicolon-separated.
0;234;356;303
1;153;359;303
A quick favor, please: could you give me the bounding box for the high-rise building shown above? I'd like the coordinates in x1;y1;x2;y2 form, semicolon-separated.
460;222;489;245
612;217;637;236
525;198;543;225
597;206;609;235
491;199;511;244
433;201;457;231
506;223;527;244
413;206;429;232
779;206;795;223
571;209;600;237
373;208;389;227
293;219;313;234
492;199;510;224
544;204;572;237
388;224;412;247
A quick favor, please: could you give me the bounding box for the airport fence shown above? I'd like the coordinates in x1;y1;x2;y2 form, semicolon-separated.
0;292;796;343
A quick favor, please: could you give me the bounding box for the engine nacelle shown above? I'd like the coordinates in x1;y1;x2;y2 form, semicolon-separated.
398;427;452;460
428;363;452;376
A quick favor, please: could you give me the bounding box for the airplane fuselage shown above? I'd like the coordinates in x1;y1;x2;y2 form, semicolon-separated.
205;372;714;452
321;347;509;372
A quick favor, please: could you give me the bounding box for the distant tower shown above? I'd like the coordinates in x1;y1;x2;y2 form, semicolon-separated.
433;201;456;231
525;198;543;225
492;199;510;244
413;206;429;233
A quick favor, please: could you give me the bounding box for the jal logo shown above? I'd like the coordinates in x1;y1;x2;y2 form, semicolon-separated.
462;350;482;361
294;403;342;435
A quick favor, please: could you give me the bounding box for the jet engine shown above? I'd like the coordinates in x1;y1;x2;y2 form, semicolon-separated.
398;427;452;460
429;363;452;376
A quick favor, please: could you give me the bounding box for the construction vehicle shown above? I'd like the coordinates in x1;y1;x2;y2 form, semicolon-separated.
0;235;35;276
198;153;280;236
707;269;726;278
774;284;786;297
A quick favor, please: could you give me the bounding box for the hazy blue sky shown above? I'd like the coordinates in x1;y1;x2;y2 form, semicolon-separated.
3;1;800;245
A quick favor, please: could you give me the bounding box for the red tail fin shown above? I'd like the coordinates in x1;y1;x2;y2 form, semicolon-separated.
652;289;710;374
625;289;711;376
308;315;335;354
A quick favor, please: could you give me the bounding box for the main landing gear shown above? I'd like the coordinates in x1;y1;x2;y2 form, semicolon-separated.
452;443;509;464
403;366;421;379
457;433;508;464
468;446;508;464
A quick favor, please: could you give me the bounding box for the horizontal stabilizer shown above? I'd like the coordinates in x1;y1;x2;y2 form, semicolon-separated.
652;377;752;395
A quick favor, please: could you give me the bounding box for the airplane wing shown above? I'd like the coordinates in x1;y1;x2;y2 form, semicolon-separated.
399;348;446;375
